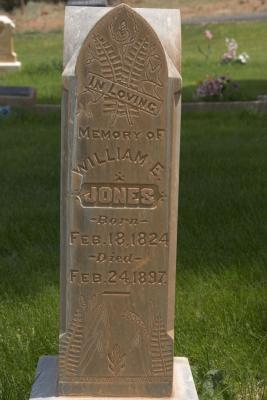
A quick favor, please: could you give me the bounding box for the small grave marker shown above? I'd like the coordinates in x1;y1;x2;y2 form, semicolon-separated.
0;86;36;106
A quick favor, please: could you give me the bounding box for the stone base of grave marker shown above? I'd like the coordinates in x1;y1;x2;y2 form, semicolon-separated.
0;61;21;73
29;356;199;400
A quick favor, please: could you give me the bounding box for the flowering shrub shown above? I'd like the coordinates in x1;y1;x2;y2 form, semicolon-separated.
204;29;213;40
198;30;213;61
222;38;250;64
222;38;238;62
237;52;250;64
196;76;240;100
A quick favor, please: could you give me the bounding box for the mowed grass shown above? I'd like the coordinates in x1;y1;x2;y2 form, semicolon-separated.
0;20;267;103
182;21;267;101
0;31;63;104
0;112;60;399
0;110;266;399
176;110;267;398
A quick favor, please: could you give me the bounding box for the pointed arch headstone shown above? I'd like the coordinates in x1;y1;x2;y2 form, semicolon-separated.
59;3;183;397
28;4;200;400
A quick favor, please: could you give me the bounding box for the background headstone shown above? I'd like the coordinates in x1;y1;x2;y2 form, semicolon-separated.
0;86;36;107
67;0;122;5
67;0;108;6
0;16;21;72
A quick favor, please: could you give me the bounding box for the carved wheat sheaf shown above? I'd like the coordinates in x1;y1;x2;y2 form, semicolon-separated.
121;310;150;341
93;34;122;82
60;298;110;378
77;5;164;126
102;35;149;125
59;308;85;377
120;38;150;91
111;37;151;124
78;303;107;375
150;315;173;377
107;344;126;376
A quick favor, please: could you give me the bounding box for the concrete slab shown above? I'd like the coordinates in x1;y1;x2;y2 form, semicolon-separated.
30;356;199;400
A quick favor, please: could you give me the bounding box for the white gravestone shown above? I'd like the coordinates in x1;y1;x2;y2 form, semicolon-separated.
0;16;21;73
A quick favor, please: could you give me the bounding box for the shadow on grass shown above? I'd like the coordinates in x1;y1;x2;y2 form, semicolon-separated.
177;109;267;272
0;109;266;300
175;110;267;396
182;79;267;102
0;108;266;400
0;111;60;302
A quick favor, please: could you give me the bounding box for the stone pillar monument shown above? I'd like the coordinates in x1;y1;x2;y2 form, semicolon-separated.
0;16;21;73
30;3;198;400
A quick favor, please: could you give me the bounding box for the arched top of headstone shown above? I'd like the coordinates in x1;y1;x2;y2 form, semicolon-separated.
76;4;168;126
0;16;15;30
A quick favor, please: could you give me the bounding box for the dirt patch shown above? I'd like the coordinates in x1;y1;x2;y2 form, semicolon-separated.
178;0;267;19
1;0;267;33
1;2;64;33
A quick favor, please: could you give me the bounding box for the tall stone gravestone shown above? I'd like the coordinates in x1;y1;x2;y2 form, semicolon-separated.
30;3;198;400
60;3;181;396
0;16;21;72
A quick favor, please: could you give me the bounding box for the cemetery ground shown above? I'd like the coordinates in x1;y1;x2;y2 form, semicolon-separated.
3;0;267;33
0;110;266;400
0;19;267;400
0;20;267;103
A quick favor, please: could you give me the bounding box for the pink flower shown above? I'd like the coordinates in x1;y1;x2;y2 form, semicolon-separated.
204;30;213;40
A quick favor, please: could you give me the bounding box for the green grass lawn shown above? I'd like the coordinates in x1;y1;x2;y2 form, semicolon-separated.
0;14;266;400
0;109;266;399
0;30;63;104
0;20;266;103
182;21;267;102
